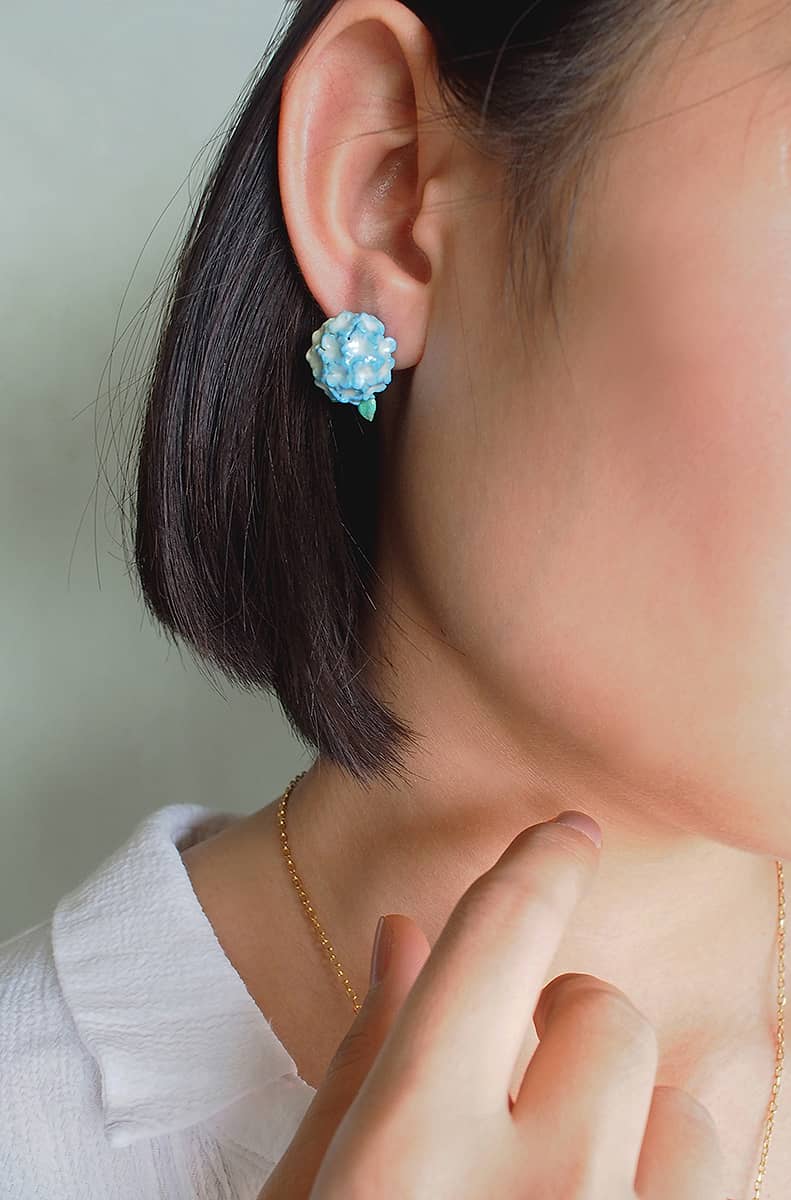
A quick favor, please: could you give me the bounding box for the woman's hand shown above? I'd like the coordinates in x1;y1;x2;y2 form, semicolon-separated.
258;812;725;1199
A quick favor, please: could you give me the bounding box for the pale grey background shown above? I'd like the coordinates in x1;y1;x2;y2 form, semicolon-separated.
1;1;309;943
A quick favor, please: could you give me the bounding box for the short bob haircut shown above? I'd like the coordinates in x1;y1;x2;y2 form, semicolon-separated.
132;0;700;786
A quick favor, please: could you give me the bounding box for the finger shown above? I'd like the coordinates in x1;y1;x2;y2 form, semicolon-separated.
513;972;660;1191
357;814;601;1114
635;1085;725;1200
257;915;430;1200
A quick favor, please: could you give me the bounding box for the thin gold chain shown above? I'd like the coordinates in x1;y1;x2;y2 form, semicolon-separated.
277;770;785;1198
278;770;362;1013
752;855;785;1200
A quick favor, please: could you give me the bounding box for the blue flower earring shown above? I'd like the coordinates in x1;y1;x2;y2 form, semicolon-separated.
305;310;397;422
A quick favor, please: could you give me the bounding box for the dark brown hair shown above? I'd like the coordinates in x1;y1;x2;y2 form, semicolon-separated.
130;0;698;786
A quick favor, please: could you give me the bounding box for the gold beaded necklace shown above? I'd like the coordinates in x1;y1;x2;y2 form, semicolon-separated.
277;770;786;1199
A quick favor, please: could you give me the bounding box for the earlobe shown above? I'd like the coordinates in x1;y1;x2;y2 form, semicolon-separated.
277;0;448;369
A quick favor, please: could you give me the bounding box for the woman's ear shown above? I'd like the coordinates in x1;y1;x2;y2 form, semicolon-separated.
277;0;454;368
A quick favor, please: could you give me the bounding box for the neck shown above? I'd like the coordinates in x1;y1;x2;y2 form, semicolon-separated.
256;572;787;1198
270;624;785;1198
285;749;780;1052
280;598;783;1079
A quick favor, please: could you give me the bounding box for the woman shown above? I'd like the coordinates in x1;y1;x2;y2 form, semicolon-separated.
1;0;788;1195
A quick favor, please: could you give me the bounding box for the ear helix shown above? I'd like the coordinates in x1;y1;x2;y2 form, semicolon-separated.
306;310;397;422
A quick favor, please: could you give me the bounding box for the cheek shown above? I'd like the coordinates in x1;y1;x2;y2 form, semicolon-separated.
581;223;791;653
571;69;791;664
468;169;791;834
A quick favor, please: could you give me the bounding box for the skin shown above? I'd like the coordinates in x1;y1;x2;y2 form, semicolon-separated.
181;0;791;1194
258;825;725;1199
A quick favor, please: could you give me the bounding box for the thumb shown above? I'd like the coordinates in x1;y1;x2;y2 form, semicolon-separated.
257;914;431;1200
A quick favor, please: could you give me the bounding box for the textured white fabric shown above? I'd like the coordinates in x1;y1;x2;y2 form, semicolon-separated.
0;803;318;1199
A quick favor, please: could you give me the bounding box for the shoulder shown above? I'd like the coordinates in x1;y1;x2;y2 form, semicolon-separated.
0;916;77;1059
0;916;111;1195
0;800;312;1197
0;803;238;1197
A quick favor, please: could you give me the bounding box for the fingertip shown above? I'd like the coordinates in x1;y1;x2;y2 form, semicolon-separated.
551;810;602;848
369;915;395;988
366;914;431;1002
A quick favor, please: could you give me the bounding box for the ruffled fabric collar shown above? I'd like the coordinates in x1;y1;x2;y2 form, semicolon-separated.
51;802;316;1154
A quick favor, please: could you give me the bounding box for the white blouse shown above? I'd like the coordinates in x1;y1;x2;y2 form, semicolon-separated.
0;802;318;1199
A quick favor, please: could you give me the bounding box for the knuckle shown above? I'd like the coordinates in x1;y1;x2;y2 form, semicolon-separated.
545;978;658;1061
459;823;590;925
455;867;559;937
595;993;662;1070
580;986;657;1052
653;1083;719;1130
464;861;553;913
323;1021;376;1084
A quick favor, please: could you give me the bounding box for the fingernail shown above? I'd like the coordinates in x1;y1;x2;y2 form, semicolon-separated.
552;810;602;848
369;915;394;987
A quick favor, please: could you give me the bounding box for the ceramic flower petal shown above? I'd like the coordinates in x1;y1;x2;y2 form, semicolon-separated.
306;311;397;421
